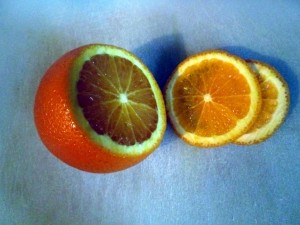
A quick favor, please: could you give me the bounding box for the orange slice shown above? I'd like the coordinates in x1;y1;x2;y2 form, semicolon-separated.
165;50;261;147
34;44;166;173
235;60;290;144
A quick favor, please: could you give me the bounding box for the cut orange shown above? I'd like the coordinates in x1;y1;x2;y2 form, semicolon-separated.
165;50;261;147
34;44;166;173
235;60;290;144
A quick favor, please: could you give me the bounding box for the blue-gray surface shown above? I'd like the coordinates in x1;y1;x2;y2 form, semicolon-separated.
0;0;299;224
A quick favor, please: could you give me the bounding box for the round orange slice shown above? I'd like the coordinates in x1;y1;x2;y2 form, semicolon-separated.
165;50;261;147
34;44;166;173
235;60;290;144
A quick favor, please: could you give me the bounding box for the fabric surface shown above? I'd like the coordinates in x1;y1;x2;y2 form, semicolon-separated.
1;0;299;224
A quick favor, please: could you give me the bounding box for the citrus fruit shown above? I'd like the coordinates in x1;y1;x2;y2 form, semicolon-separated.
165;50;261;147
235;60;290;144
34;44;166;173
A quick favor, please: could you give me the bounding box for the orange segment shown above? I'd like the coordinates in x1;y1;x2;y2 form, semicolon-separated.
165;50;261;147
235;60;289;144
194;102;238;136
213;95;251;119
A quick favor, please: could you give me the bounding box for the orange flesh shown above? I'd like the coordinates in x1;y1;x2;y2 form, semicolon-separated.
247;79;278;131
173;59;251;136
77;55;158;145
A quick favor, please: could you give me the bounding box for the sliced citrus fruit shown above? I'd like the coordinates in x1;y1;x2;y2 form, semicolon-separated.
235;60;290;144
34;44;166;173
165;50;261;147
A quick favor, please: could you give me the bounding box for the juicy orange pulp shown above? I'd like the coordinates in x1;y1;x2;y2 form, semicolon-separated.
173;59;251;136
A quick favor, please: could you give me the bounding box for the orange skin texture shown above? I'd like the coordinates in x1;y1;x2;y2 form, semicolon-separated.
34;45;149;173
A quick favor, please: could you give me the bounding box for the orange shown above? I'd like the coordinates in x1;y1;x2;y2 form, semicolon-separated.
165;50;261;147
235;60;290;144
34;44;166;173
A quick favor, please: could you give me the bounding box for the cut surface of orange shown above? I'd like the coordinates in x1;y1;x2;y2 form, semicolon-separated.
235;60;290;144
165;50;261;147
34;44;166;173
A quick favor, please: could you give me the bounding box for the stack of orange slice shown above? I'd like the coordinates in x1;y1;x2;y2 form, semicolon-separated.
165;50;289;147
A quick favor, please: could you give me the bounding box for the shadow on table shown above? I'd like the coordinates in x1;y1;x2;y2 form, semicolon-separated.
221;46;299;117
133;34;187;89
133;34;187;147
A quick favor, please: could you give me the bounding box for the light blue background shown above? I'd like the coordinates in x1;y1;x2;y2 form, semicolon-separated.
1;0;299;224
